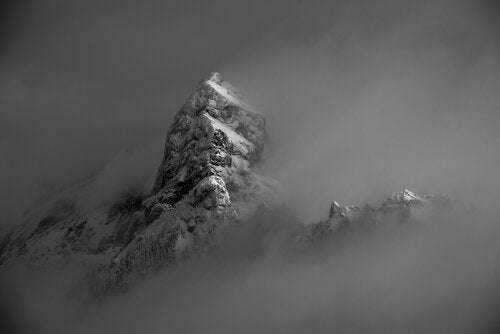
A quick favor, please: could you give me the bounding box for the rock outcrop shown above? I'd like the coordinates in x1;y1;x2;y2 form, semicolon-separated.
304;189;455;241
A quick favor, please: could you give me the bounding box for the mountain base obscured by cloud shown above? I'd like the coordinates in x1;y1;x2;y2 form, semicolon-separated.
2;207;500;334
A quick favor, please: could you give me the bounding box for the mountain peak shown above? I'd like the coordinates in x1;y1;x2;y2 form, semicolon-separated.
184;72;248;111
111;73;276;287
305;188;457;242
0;73;277;292
384;188;426;206
205;71;223;83
150;72;267;197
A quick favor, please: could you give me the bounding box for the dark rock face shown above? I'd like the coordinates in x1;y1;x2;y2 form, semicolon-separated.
106;73;277;288
151;73;266;195
0;73;277;291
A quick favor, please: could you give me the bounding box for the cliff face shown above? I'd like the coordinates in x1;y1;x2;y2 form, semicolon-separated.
146;72;274;220
106;73;277;288
0;73;277;290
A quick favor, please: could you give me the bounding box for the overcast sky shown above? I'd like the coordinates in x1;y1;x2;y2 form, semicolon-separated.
1;0;500;226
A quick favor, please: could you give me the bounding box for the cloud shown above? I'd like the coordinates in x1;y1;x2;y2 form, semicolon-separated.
3;207;500;334
222;0;500;221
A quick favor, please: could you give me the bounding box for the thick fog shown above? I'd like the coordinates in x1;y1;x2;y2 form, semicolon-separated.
3;209;500;334
1;0;500;333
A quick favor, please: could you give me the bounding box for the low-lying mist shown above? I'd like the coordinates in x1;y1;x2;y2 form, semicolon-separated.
2;208;500;334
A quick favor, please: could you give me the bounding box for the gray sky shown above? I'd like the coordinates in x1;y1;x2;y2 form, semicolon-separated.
1;0;500;225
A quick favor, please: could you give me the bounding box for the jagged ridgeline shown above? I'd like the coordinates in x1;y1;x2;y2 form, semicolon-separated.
0;73;278;292
302;189;456;243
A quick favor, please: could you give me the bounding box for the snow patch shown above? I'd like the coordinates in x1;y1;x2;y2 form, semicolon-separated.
202;113;254;156
207;78;245;108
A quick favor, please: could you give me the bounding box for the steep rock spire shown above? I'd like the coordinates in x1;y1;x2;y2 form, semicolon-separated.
108;73;277;288
148;72;267;208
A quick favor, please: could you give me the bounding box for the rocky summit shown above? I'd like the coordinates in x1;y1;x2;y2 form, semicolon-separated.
0;73;277;291
106;73;278;288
